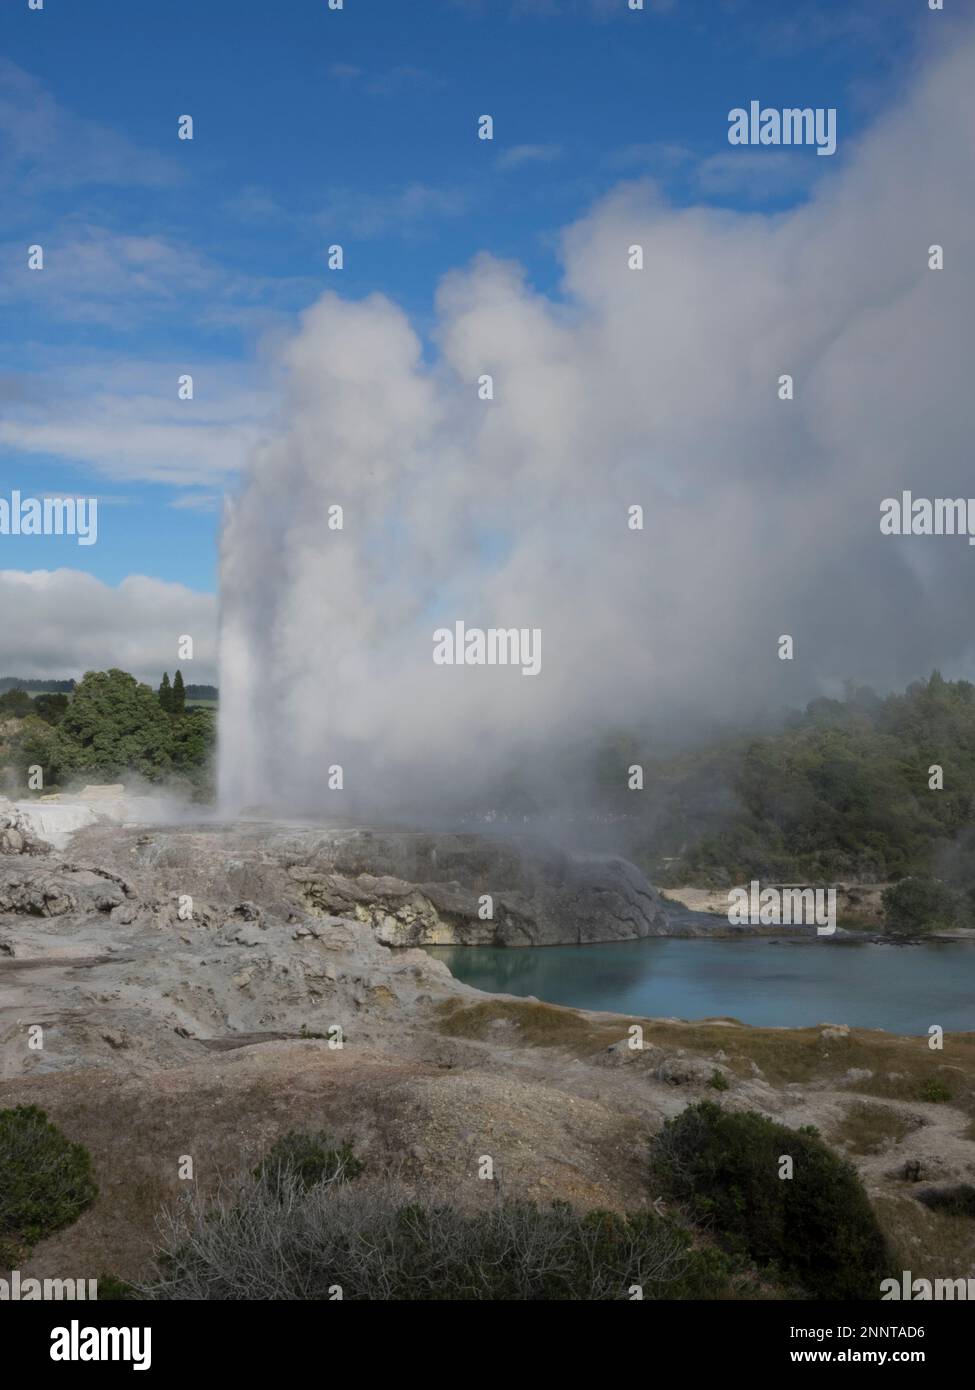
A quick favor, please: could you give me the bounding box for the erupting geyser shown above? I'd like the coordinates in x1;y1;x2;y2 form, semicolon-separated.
218;41;975;821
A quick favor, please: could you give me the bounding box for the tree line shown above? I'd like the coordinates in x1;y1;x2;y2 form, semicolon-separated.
0;675;218;699
0;668;215;798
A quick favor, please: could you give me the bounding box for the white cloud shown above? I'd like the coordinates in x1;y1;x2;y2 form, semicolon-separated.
0;570;216;685
695;149;821;201
0;358;272;486
225;185;283;223
0;226;217;326
326;62;443;96
0;59;181;195
0;223;322;337
364;66;445;97
169;493;222;513
497;144;563;171
315;183;471;239
607;142;694;171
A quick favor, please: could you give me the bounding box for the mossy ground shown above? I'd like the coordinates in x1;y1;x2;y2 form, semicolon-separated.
435;998;975;1117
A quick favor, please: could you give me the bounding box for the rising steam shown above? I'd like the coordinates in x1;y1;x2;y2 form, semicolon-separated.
219;28;975;821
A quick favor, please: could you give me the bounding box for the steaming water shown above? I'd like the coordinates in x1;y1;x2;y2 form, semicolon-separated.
426;937;975;1035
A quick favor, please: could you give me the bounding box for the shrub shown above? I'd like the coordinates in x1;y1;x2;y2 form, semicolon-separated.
650;1101;890;1299
882;877;961;936
834;1102;922;1155
33;692;69;726
0;1105;98;1251
253;1130;365;1196
915;1185;975;1219
0;689;33;719
918;1078;952;1103
141;1170;731;1301
708;1070;730;1092
96;1273;141;1300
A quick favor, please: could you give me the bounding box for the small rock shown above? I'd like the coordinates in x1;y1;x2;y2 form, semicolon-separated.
94;886;125;911
654;1056;716;1086
233;923;264;947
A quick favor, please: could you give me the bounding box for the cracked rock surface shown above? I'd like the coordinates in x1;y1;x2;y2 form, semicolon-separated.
55;821;673;946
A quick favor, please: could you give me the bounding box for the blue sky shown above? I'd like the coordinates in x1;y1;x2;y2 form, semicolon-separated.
0;0;932;598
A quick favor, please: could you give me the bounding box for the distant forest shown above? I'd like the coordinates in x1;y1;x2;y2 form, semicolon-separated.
600;673;975;894
0;676;218;699
0;677;75;693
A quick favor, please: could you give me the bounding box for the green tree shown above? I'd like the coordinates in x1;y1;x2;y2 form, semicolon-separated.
154;707;216;798
0;688;33;719
33;692;69;726
881;876;961;936
646;672;975;889
171;669;186;717
52;669;176;783
158;672;172;713
5;716;61;790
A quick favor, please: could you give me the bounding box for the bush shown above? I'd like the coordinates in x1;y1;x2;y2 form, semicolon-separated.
916;1185;975;1219
834;1102;922;1155
33;692;70;726
882;877;961;936
650;1101;890;1300
96;1273;141;1300
254;1130;365;1196
918;1078;951;1103
141;1168;731;1300
0;689;33;719
0;1105;98;1252
4;715;61;788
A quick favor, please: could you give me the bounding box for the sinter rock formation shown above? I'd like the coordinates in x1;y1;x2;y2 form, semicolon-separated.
4;815;670;947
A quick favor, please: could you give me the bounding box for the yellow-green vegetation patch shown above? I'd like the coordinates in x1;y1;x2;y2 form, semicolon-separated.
874;1193;975;1282
639;1021;975;1107
832;1101;924;1155
435;1002;975;1110
435;998;601;1048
